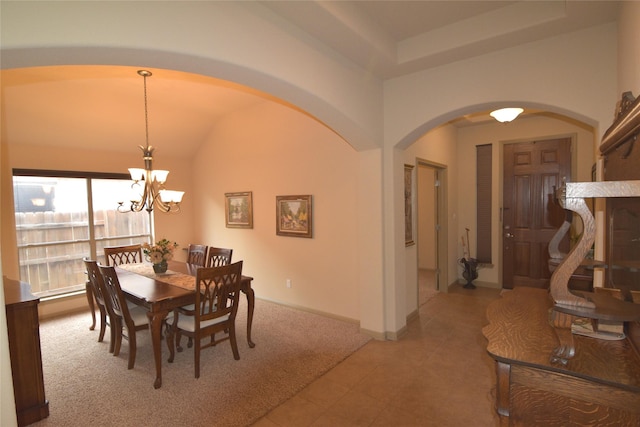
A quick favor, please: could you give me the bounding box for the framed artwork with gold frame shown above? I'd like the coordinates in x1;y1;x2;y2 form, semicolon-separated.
225;191;253;228
276;195;312;238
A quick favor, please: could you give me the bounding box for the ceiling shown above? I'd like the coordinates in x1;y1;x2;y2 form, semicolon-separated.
1;1;619;158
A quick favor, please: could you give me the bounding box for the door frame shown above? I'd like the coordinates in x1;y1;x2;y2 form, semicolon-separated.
416;159;448;295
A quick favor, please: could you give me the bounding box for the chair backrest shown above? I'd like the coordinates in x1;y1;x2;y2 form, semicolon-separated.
83;257;109;309
195;261;243;324
187;244;208;267
104;244;143;266
206;247;233;268
98;265;133;322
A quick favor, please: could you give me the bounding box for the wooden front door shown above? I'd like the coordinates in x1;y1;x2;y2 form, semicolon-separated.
502;138;570;289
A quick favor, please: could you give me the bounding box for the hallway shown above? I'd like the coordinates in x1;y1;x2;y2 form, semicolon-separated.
255;284;502;426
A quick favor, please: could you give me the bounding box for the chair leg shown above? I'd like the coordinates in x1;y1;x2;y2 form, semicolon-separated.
98;307;107;342
108;317;116;353
194;337;201;379
176;331;184;352
112;318;123;357
127;328;137;370
86;283;96;331
166;323;175;363
229;325;240;360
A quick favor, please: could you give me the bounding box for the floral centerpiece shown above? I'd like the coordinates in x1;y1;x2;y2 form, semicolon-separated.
142;238;178;273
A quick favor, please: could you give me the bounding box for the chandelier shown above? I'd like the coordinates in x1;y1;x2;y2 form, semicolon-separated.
118;70;184;214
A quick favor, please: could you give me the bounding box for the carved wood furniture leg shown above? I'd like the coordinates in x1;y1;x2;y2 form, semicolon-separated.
86;282;96;330
243;280;256;348
495;361;511;423
550;193;596;308
549;309;575;365
147;309;168;389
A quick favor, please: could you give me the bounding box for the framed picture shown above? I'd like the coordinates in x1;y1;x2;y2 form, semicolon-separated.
404;164;415;246
276;195;312;238
225;191;253;228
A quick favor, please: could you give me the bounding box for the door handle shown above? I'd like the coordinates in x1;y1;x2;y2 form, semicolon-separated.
505;232;514;238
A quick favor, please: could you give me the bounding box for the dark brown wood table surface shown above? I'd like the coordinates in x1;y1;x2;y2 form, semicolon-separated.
116;261;255;389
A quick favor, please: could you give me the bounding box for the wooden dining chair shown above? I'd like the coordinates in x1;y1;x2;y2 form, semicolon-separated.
178;247;232;350
166;261;243;378
84;258;116;353
104;244;143;266
98;265;150;369
205;247;233;267
85;244;144;331
187;244;208;267
179;245;232;350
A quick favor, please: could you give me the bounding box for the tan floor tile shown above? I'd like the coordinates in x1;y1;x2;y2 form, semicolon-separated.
324;389;384;425
321;356;377;388
351;364;414;403
371;403;424;426
310;412;362;427
298;376;350;408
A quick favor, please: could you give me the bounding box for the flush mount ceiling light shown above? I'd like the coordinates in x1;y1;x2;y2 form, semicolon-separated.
490;107;524;123
118;70;185;214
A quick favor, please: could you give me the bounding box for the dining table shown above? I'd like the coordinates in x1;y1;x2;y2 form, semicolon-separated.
114;260;255;389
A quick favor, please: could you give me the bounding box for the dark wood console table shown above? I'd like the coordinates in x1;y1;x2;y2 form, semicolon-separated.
483;287;640;426
4;277;49;426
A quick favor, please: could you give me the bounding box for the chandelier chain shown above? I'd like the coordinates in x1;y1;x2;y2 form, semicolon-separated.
141;70;151;149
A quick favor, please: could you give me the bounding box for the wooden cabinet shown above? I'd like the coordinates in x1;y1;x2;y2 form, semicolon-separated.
4;277;49;426
484;287;640;426
601;96;640;301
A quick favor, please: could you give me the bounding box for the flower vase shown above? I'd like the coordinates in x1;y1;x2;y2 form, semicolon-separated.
153;261;168;274
459;257;478;289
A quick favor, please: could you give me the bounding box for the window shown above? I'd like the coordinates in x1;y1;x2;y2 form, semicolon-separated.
476;144;492;263
13;170;151;297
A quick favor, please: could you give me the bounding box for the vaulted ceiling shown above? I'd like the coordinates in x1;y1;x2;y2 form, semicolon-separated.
1;1;618;158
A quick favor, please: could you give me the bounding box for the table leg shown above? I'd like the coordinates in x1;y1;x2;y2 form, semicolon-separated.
147;310;168;389
86;282;96;331
244;285;256;348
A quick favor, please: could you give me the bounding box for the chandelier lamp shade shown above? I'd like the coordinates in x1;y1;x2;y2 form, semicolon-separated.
118;70;184;214
490;107;524;123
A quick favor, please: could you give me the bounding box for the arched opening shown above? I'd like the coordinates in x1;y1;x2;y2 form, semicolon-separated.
402;106;596;311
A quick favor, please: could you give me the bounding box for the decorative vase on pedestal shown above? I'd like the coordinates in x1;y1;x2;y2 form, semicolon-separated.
153;261;168;274
459;257;479;289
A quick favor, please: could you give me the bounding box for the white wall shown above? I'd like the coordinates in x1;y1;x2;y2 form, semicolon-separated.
618;1;640;96
0;141;18;427
192;101;361;321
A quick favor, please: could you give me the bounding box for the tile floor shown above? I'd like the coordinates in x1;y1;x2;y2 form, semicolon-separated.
253;275;503;426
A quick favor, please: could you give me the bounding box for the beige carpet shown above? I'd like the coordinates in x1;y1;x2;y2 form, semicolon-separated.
34;298;371;427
